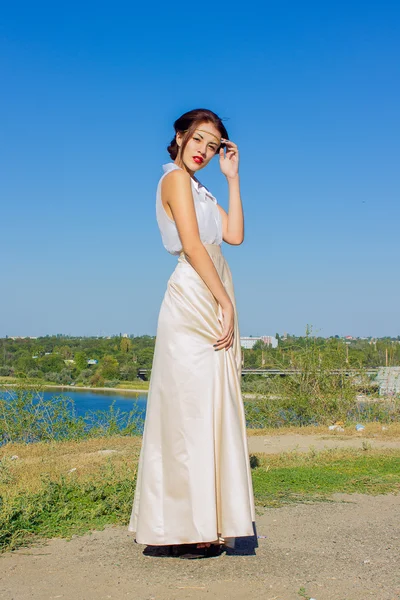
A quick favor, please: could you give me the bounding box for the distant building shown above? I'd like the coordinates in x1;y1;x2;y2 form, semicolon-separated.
87;359;98;365
240;336;278;349
122;333;129;338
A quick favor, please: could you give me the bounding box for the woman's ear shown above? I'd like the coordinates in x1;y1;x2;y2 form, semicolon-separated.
176;132;183;147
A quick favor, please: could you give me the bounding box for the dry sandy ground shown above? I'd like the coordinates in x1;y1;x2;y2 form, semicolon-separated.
0;495;399;600
247;432;400;454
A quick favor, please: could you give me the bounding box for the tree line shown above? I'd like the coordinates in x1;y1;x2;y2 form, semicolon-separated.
0;335;154;386
1;332;399;387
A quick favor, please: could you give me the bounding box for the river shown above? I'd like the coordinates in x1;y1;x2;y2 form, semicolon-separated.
42;388;148;417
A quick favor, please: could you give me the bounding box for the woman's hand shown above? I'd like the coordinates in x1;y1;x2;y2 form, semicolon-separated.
219;139;239;179
213;301;235;351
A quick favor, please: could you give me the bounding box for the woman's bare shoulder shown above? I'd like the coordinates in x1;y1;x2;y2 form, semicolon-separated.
161;168;192;198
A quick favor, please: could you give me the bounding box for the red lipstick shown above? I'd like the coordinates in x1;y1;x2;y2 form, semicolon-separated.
193;156;203;164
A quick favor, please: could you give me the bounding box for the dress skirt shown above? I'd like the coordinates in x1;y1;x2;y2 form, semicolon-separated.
128;243;256;545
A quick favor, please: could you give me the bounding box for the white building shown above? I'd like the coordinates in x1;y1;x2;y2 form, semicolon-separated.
240;336;278;349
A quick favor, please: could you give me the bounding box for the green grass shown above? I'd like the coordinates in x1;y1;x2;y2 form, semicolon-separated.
114;380;149;390
297;588;311;600
252;448;400;507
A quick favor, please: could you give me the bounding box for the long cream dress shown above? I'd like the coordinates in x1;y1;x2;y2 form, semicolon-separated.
128;163;255;546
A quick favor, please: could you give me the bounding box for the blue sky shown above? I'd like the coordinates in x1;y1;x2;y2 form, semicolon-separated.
1;1;399;338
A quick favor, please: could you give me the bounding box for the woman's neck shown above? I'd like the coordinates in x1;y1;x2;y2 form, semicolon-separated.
173;160;196;180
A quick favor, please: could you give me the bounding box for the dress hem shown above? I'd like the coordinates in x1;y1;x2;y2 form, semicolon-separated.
128;529;255;547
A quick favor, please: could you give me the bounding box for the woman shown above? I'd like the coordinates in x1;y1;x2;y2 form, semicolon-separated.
128;108;255;558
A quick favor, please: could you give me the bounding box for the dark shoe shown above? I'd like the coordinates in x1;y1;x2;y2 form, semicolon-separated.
143;544;173;557
178;543;224;559
205;543;225;557
176;544;206;559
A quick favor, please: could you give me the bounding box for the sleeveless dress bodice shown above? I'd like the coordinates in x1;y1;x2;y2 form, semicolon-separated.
156;162;223;255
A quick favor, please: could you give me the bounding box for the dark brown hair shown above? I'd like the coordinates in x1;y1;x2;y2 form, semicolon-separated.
167;108;229;161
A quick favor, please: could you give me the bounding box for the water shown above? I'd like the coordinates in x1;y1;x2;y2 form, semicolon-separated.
42;388;148;418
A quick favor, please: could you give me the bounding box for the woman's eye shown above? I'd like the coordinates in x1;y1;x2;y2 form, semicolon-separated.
192;137;216;151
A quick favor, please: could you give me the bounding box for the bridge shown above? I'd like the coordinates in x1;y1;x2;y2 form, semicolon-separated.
137;367;379;380
240;367;379;377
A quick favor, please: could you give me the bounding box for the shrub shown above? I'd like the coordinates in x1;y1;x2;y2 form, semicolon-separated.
26;369;43;379
78;369;93;382
119;365;138;381
0;367;13;377
104;380;120;388
90;372;105;387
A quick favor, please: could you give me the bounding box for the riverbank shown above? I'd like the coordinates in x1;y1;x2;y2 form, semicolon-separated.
0;382;149;394
45;384;149;394
1;381;265;398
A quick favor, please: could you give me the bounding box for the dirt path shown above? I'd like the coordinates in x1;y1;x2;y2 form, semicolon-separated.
247;433;400;454
0;494;399;600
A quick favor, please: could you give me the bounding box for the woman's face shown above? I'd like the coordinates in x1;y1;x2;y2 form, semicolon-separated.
176;121;222;173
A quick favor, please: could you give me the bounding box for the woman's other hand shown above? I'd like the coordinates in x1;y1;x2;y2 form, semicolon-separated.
214;302;235;351
219;139;239;179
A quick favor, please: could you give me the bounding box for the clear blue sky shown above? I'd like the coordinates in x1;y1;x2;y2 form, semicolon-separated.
1;1;399;338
